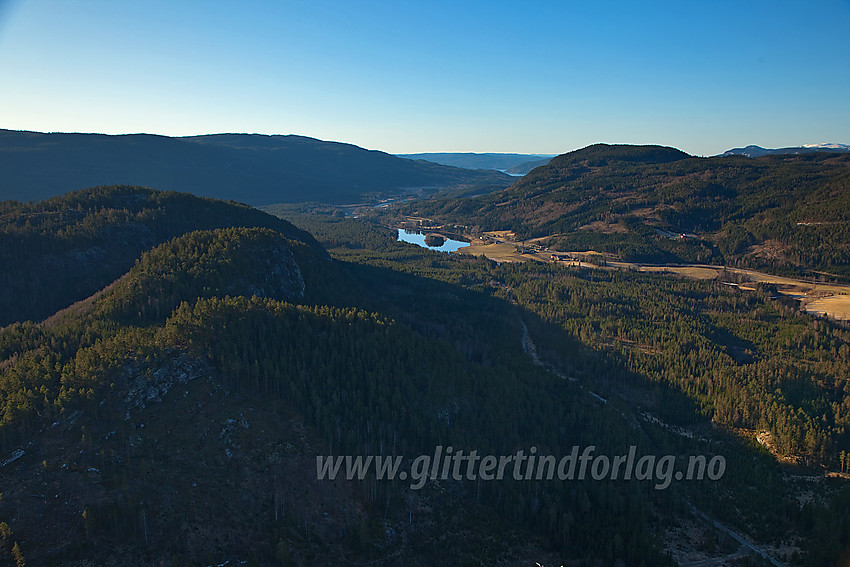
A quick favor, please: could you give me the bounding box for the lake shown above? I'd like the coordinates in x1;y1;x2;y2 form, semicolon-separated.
397;229;470;252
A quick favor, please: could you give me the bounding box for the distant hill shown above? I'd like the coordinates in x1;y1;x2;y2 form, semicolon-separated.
720;143;850;157
403;143;850;278
546;143;691;166
397;152;555;174
0;129;513;205
505;157;552;174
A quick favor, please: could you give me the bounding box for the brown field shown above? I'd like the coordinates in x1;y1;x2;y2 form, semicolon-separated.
482;230;516;240
578;220;629;234
637;265;720;280
460;240;529;262
637;266;850;320
449;227;850;322
804;295;850;320
731;268;850;294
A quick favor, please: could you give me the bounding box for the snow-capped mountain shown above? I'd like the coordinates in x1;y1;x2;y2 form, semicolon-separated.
720;143;850;157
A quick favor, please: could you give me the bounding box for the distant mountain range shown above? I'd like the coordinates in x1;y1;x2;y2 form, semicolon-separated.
0;130;513;205
719;143;850;157
396;152;555;174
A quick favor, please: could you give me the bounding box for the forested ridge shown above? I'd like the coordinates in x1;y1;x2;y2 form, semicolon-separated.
0;187;848;565
400;144;850;279
0;129;513;205
0;203;678;565
0;185;325;326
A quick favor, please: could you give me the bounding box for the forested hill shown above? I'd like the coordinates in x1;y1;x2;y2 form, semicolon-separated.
0;129;513;205
0;185;329;326
0;191;681;565
407;143;850;277
544;143;691;166
1;188;849;564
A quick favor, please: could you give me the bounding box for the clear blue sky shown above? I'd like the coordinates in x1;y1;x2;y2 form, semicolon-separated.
1;0;848;156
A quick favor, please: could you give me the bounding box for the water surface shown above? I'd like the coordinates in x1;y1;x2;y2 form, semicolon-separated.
397;229;470;252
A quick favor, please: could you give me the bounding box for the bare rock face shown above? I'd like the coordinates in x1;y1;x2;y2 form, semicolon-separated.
242;238;305;301
123;353;210;413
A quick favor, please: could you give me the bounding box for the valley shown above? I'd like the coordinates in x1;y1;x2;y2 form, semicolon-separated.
1;143;849;566
388;220;850;322
277;207;850;565
2;1;848;564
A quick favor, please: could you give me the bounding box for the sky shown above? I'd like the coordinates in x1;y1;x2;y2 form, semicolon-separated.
0;0;848;156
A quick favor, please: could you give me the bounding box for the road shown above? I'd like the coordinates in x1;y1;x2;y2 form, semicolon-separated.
686;504;786;567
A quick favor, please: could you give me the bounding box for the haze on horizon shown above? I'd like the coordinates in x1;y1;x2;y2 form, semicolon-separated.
0;0;848;156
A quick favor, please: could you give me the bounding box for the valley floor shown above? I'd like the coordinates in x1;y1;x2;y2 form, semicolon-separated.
431;228;850;322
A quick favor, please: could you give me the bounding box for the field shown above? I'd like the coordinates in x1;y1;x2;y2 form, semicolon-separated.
452;230;850;322
804;294;850;321
462;241;528;262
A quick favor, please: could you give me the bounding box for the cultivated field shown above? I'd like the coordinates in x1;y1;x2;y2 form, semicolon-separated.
452;231;850;322
804;294;850;321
